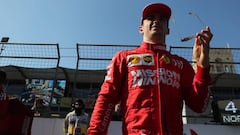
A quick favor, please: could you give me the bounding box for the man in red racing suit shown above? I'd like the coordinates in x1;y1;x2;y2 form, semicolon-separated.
88;3;213;135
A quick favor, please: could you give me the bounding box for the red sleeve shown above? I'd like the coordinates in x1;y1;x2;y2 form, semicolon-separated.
183;64;211;113
88;51;126;135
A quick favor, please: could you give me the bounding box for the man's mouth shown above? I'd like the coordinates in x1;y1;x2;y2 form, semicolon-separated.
151;26;161;31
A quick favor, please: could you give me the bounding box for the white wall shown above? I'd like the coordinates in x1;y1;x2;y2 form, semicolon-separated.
31;118;240;135
32;117;65;135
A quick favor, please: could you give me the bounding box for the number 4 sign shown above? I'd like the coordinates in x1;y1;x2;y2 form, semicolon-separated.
225;101;237;113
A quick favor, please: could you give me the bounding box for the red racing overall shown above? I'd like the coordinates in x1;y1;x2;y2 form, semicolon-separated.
88;42;210;135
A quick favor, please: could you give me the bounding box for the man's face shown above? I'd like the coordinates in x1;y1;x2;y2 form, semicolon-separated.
140;13;169;38
74;101;83;109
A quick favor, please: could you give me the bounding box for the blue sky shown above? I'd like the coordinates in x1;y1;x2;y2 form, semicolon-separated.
0;0;239;68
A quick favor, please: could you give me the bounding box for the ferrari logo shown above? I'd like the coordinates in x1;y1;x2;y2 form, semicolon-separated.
161;54;170;64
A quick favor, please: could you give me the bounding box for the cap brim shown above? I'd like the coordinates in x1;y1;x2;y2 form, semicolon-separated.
142;3;171;20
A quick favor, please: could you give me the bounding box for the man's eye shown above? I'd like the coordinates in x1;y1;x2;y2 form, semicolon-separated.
145;16;155;20
145;16;167;21
159;17;167;21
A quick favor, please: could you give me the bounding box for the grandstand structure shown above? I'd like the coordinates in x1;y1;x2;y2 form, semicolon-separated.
1;42;240;125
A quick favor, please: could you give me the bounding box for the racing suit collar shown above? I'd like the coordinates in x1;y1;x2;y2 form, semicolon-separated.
141;41;166;51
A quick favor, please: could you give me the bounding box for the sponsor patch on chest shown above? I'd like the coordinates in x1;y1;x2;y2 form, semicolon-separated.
127;54;154;67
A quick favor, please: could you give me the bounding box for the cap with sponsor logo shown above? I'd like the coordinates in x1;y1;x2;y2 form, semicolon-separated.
142;3;171;20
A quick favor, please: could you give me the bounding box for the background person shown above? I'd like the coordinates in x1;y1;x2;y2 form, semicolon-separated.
64;99;89;135
31;98;49;117
88;2;213;135
0;70;33;135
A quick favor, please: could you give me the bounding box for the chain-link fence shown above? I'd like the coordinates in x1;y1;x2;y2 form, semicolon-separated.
76;43;138;70
169;46;240;74
0;42;59;68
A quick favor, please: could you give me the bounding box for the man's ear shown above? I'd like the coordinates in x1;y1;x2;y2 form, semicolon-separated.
139;25;144;34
